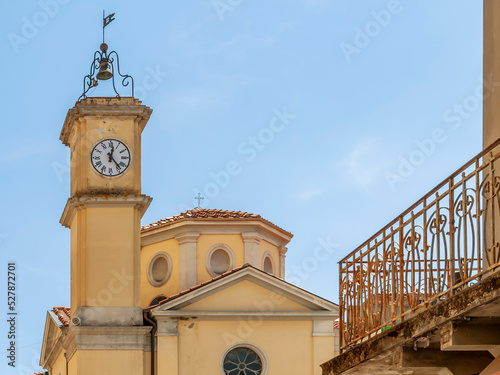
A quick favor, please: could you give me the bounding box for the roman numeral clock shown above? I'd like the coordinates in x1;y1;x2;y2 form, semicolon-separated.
90;138;132;177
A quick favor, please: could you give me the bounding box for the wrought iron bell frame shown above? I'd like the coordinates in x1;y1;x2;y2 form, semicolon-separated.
78;42;134;101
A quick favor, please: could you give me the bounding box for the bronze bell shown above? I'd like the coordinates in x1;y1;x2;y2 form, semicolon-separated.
96;59;113;80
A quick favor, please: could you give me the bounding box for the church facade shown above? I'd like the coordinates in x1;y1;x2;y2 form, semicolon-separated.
36;97;339;375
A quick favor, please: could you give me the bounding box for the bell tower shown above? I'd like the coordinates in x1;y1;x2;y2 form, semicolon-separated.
57;13;153;375
60;97;152;322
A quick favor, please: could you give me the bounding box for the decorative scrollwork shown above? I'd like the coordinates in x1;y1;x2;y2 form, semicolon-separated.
107;51;134;99
454;191;475;217
429;212;448;235
404;230;422;252
481;175;500;200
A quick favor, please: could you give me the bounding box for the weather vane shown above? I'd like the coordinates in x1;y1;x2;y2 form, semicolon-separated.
78;11;134;101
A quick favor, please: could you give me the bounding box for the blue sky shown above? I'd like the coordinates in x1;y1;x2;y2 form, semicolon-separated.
0;0;483;373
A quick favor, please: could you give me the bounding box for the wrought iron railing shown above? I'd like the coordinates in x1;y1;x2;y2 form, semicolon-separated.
339;138;500;351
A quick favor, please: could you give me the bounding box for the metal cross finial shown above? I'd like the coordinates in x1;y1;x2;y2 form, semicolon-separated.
194;193;204;207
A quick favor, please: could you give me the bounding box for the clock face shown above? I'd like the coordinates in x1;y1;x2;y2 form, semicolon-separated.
90;138;131;177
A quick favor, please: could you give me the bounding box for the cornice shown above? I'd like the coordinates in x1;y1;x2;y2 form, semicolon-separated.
153;310;337;320
241;232;262;244
60;97;152;146
175;232;200;244
60;194;152;228
65;326;152;360
43;329;67;369
40;312;68;369
141;220;292;248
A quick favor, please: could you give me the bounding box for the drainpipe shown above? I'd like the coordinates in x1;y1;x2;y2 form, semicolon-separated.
143;309;157;375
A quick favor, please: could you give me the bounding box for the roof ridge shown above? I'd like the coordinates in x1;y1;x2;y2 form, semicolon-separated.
52;306;71;326
141;208;290;234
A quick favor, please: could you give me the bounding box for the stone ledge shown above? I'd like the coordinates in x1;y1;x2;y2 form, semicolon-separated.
65;325;152;361
61;97;152;146
321;270;500;375
60;194;152;228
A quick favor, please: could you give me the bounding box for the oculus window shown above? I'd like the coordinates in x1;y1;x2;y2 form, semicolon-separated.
223;347;263;375
206;244;235;277
147;252;173;287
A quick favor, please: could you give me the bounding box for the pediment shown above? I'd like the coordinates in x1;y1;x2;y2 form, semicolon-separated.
151;266;338;315
40;311;66;368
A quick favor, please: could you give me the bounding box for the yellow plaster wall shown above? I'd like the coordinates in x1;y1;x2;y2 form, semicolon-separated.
313;336;336;375
70;212;80;313
70;115;142;196
73;207;140;309
259;239;280;277
72;350;145;375
180;280;309;311
51;351;66;375
141;238;180;307
143;351;152;375
157;335;178;374
159;320;314;375
68;352;77;375
196;234;245;283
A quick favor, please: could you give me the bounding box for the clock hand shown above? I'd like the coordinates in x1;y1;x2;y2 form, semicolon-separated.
111;156;121;170
107;144;115;162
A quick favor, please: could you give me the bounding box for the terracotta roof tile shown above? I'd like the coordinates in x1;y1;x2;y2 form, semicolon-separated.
53;306;70;326
31;372;45;375
141;207;291;234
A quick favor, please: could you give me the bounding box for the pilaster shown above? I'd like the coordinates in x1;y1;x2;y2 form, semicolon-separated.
241;232;261;267
279;246;288;279
176;233;200;290
156;316;179;375
483;1;500;269
484;0;500;149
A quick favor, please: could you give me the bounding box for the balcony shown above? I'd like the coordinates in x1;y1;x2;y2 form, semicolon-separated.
338;138;500;353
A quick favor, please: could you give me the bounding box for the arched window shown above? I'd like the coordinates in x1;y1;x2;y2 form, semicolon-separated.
149;295;167;306
262;252;275;275
206;244;236;277
147;252;173;287
222;347;263;375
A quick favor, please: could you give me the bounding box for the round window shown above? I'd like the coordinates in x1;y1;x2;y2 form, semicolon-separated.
147;252;172;287
211;249;231;274
223;347;263;375
206;244;236;277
